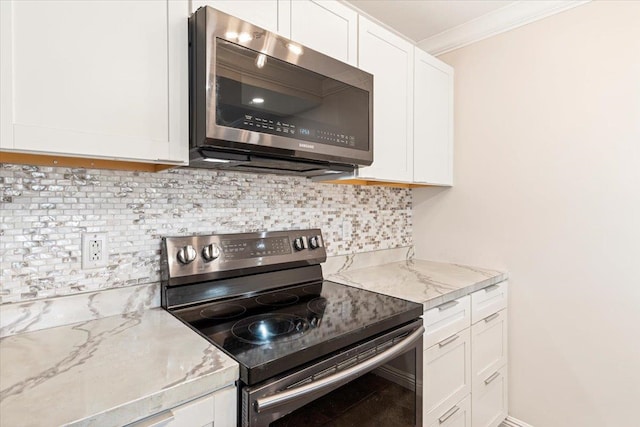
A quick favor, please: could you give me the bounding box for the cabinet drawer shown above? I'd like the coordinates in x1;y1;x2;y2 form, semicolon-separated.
423;295;470;349
426;394;471;427
212;386;237;427
167;393;214;427
472;309;508;388
423;328;471;426
128;394;214;427
471;365;508;427
127;385;236;427
471;282;508;323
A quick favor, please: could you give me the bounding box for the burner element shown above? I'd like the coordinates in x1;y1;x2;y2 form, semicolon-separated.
307;297;328;315
302;284;323;296
200;304;247;320
232;314;310;344
256;292;299;307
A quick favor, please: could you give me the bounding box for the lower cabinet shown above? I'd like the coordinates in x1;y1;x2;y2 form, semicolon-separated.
471;365;508;427
471;310;508;390
471;309;508;427
423;282;508;427
426;395;471;427
127;385;236;427
423;328;471;426
212;385;237;427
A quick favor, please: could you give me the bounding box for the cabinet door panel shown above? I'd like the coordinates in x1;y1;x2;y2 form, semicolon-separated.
192;0;288;36
472;309;508;392
3;0;187;164
413;49;454;185
423;328;471;426
472;365;508;427
0;1;12;150
357;17;413;182
289;0;357;65
426;395;471;427
13;1;167;155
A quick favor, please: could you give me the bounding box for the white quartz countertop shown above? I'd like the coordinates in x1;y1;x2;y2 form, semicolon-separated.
328;259;507;310
0;308;238;427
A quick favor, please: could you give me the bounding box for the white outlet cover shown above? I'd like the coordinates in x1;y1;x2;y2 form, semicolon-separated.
82;232;108;269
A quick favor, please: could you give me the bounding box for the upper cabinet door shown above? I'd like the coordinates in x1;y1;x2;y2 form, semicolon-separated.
191;0;291;37
0;0;188;164
413;48;454;186
357;17;414;182
289;0;357;65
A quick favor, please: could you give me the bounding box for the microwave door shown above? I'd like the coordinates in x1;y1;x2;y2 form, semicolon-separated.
211;39;370;154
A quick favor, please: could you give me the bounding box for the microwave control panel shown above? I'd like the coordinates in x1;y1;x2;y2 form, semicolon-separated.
237;114;356;147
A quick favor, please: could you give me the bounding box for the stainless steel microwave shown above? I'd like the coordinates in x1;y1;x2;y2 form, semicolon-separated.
188;7;373;178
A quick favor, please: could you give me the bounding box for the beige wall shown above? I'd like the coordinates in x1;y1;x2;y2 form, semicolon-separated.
413;2;640;426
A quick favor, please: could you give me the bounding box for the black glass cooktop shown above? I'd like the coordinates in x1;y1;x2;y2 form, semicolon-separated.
171;281;423;385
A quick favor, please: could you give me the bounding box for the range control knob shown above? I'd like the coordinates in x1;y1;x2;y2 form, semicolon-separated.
177;245;197;264
309;235;323;249
293;237;307;251
202;243;221;262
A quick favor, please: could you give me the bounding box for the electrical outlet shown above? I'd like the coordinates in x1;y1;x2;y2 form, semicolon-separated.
82;232;108;269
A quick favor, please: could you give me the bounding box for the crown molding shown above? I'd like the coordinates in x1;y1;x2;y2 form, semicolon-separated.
417;0;591;56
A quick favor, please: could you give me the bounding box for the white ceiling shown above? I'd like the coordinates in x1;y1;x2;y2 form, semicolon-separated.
346;0;516;43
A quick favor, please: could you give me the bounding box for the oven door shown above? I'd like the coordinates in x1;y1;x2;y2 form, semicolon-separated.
241;320;424;427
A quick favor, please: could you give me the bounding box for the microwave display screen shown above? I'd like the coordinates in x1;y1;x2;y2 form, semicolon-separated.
215;38;370;151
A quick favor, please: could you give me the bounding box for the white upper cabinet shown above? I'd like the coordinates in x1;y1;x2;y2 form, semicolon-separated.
414;48;454;186
193;1;357;65
191;0;291;36
0;0;454;178
288;0;358;65
0;0;188;165
357;16;414;183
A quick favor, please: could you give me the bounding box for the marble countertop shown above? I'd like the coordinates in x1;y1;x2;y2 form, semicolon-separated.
0;308;238;427
328;259;507;310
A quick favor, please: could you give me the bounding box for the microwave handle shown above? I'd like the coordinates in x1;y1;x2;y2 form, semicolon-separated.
255;325;425;413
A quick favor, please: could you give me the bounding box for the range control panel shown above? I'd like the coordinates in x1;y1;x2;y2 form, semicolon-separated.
221;236;292;260
163;229;326;279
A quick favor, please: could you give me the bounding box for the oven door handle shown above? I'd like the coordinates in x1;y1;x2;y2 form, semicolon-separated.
255;325;425;414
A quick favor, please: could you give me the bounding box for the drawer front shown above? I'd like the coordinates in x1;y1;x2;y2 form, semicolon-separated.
472;365;508;427
166;393;215;427
426;395;471;427
212;386;237;427
128;393;215;427
471;281;508;323
423;328;471;426
423;295;471;349
472;309;508;387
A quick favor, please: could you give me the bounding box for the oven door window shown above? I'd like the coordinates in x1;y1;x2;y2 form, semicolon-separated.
270;348;419;427
215;38;370;151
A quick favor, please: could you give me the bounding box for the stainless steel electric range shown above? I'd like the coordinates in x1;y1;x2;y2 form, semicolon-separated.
161;229;424;427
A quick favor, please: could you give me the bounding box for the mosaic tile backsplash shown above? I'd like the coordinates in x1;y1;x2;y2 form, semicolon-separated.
0;164;412;304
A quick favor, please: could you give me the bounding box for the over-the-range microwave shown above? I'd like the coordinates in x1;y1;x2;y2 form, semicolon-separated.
189;6;373;178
